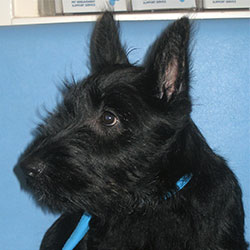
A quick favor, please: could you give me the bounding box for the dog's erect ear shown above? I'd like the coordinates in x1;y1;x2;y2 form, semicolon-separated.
90;12;129;73
145;17;191;102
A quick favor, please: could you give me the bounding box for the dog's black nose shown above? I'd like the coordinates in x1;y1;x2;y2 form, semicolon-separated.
19;158;45;178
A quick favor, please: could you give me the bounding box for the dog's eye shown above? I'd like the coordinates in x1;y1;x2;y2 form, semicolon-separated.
102;111;118;127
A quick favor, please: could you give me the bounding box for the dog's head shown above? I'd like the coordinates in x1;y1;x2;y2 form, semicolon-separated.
17;12;192;216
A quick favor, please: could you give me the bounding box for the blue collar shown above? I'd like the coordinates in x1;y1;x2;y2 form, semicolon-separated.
62;173;192;250
163;173;193;200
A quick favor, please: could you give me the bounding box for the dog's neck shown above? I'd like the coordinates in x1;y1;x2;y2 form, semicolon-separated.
62;173;192;250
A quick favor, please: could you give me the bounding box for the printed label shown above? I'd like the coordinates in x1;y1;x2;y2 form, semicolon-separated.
62;0;127;13
71;0;95;8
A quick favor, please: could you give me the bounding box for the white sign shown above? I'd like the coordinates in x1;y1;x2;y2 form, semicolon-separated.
62;0;128;13
132;0;196;11
203;0;250;9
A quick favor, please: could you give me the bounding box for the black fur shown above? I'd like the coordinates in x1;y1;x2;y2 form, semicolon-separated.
16;12;248;250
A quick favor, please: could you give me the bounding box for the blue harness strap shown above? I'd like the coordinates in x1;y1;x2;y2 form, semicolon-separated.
62;213;92;250
63;173;192;250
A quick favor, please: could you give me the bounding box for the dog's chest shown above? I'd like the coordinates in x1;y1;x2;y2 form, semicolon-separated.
82;211;195;250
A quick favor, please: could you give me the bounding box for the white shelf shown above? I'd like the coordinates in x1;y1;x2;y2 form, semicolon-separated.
9;10;250;26
0;0;249;26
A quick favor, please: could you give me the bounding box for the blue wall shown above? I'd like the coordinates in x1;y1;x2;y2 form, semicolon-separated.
0;18;249;249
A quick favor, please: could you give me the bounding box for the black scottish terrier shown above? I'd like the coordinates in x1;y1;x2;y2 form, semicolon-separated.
17;12;247;250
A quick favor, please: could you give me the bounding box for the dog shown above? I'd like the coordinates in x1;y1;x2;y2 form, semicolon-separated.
16;12;248;250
